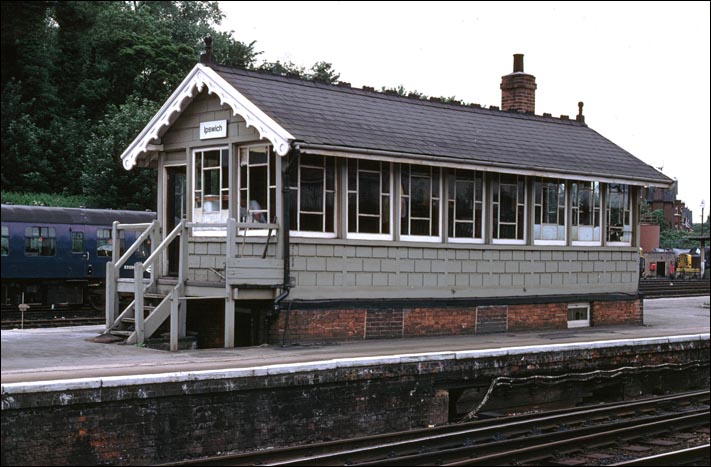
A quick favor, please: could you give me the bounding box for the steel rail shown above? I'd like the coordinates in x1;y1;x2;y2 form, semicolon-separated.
610;444;710;466
167;390;708;466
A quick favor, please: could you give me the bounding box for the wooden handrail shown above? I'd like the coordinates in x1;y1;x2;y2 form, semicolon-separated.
143;220;184;269
113;220;158;271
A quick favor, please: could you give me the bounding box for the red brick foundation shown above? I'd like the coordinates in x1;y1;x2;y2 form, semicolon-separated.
269;298;642;345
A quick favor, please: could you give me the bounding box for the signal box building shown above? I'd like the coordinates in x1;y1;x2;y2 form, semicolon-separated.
109;48;673;349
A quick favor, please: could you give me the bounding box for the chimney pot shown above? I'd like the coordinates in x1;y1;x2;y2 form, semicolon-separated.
513;54;524;73
200;35;214;64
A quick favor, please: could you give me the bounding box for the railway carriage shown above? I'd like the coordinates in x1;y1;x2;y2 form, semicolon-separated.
1;205;155;311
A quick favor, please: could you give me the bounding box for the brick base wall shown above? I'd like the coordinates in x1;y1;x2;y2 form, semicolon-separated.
591;299;643;326
270;298;642;345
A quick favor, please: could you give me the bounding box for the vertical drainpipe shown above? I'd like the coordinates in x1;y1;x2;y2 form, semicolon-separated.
273;145;300;313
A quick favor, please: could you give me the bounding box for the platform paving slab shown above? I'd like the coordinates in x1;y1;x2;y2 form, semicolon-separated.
1;296;709;384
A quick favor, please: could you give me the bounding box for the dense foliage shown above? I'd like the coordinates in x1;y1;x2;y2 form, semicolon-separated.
1;1;339;210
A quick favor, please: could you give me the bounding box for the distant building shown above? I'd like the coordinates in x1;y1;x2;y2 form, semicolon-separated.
645;183;693;231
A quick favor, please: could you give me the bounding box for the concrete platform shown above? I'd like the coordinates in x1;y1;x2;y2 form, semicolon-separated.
2;296;709;385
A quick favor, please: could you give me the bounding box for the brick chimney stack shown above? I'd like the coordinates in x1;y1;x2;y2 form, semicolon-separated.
500;54;537;113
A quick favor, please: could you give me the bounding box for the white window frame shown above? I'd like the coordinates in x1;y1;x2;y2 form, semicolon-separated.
492;173;527;245
567;302;590;328
288;154;337;238
571;180;601;247
192;146;230;237
447;169;485;244
400;164;442;243
533;178;567;246
605;183;632;246
346;159;393;241
237;144;276;237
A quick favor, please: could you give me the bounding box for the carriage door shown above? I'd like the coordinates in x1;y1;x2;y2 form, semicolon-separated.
166;165;187;276
69;227;89;276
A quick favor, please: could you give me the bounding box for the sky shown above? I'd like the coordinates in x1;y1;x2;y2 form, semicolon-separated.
217;1;710;222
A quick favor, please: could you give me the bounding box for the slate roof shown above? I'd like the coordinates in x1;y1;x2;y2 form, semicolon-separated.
210;64;672;186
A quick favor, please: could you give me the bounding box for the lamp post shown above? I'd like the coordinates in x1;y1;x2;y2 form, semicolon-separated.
701;200;706;237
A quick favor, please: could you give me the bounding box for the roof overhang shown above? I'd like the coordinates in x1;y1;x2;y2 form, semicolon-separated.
120;64;294;170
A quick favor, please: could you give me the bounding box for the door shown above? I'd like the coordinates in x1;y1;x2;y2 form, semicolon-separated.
166;166;187;276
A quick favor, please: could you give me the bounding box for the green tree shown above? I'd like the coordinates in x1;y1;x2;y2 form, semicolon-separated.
308;61;340;83
80;95;159;210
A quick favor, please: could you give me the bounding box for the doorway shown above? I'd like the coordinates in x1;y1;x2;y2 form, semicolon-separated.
165;165;186;276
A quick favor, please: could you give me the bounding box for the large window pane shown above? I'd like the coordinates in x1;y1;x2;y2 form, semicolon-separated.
534;178;566;242
606;183;631;243
400;164;440;239
287;154;336;234
347;159;390;236
571;181;600;243
492;174;525;241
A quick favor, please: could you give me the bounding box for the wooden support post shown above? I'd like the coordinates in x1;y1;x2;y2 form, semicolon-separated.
226;217;236;259
105;262;116;329
134;262;145;345
224;286;235;348
111;221;120;263
170;289;179;352
178;221;189;338
149;220;158;285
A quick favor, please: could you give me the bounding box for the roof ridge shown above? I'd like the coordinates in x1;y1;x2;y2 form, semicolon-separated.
209;64;584;127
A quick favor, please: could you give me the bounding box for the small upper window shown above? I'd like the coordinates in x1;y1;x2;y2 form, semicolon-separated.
1;225;8;256
71;231;84;253
25;226;56;257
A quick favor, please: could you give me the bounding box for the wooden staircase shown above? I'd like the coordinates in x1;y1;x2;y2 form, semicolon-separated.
103;217;283;351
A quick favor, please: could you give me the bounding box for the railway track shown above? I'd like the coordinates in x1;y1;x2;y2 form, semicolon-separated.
1;304;103;329
639;278;710;298
170;390;710;466
1;317;104;329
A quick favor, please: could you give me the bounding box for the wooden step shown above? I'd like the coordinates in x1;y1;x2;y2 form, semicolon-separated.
144;293;166;299
110;330;132;337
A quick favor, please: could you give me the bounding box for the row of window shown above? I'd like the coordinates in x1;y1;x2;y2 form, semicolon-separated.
1;226;128;257
190;145;634;246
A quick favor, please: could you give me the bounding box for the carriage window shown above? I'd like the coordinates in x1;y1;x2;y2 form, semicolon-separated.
571;181;601;244
401;164;441;240
347;159;391;239
606;183;632;244
24;226;56;256
97;229;125;257
287;154;336;235
492;174;526;243
448;169;484;242
1;226;8;256
71;232;84;253
533;178;566;244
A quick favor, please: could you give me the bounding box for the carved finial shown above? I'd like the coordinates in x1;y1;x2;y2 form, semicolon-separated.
200;35;214;64
576;101;585;123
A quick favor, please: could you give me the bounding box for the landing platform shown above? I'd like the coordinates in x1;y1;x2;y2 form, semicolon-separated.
2;296;709;385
